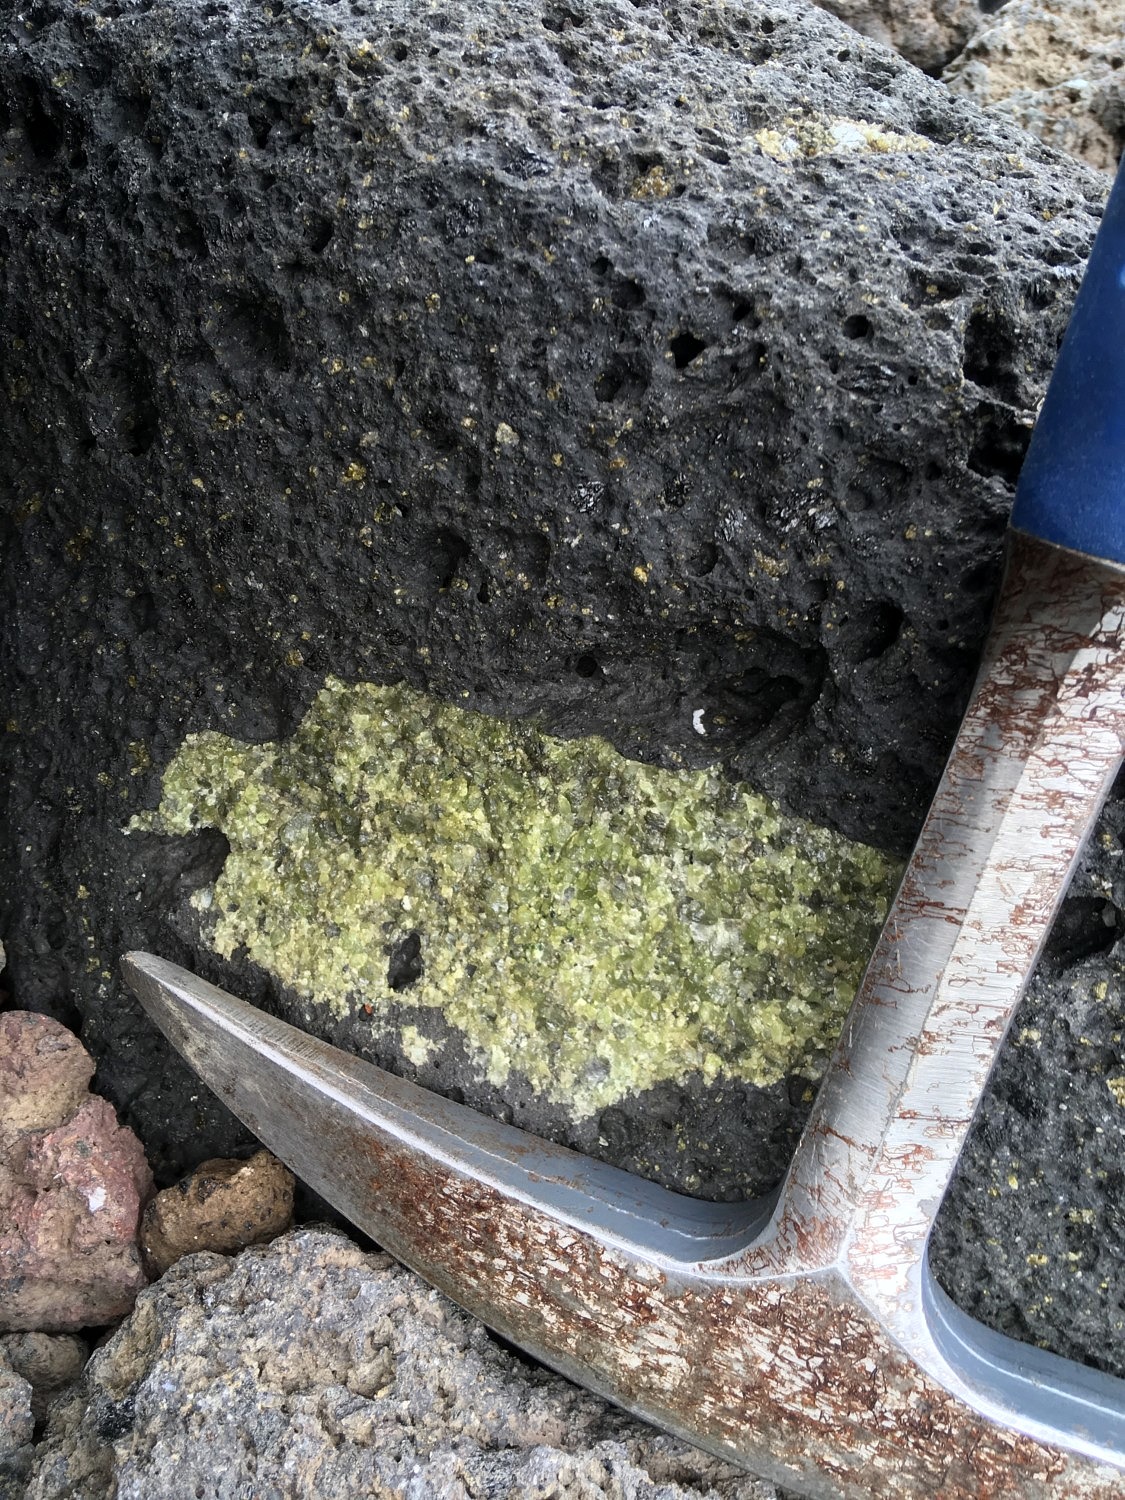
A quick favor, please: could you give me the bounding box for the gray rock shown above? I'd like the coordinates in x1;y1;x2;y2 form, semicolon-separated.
24;1226;782;1500
945;0;1125;173
813;0;980;74
0;1351;34;1500
0;0;1122;1392
932;913;1125;1376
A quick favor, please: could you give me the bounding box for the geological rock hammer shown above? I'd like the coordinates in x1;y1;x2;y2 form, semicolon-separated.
125;159;1125;1497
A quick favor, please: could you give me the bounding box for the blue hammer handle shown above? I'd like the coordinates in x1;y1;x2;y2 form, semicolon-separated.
1012;159;1125;564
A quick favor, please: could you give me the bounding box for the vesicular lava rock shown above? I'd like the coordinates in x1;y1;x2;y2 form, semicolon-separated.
930;865;1125;1379
1;0;1123;1380
1;0;1111;1156
24;1227;781;1500
0;1006;92;1135
139;1150;295;1275
0;1014;152;1333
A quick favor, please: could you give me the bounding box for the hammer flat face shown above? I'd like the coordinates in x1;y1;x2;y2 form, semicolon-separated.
126;532;1125;1498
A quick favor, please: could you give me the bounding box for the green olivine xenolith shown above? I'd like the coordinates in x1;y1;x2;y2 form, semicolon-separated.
131;678;901;1115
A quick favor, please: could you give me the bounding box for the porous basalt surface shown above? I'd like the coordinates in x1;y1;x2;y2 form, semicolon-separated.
2;0;1123;1376
139;1150;294;1275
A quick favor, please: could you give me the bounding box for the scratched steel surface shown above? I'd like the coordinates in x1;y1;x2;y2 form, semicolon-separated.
124;947;1125;1499
125;533;1125;1497
770;533;1125;1283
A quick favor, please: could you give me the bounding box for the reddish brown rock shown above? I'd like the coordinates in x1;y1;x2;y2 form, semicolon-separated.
139;1151;295;1276
0;1014;153;1333
0;1013;93;1136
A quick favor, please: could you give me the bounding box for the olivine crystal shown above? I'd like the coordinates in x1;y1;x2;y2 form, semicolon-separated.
133;680;899;1114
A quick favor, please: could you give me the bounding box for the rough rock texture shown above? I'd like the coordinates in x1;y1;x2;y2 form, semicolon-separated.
931;887;1125;1378
1;0;1123;1379
25;1227;782;1500
945;0;1125;173
0;1006;93;1136
814;0;981;75
139;1150;295;1275
0;1334;89;1424
0;1351;34;1500
0;1013;153;1332
810;0;1123;167
930;787;1125;1380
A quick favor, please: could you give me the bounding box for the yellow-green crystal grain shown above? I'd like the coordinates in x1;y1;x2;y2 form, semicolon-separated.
133;678;899;1114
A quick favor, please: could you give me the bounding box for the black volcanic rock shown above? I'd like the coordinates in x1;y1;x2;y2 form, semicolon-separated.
2;0;1123;1381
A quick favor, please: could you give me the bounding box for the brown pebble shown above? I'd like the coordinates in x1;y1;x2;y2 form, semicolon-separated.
140;1150;295;1275
0;1332;88;1421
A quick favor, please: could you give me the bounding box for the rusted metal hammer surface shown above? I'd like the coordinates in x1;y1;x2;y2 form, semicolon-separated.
124;159;1125;1498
